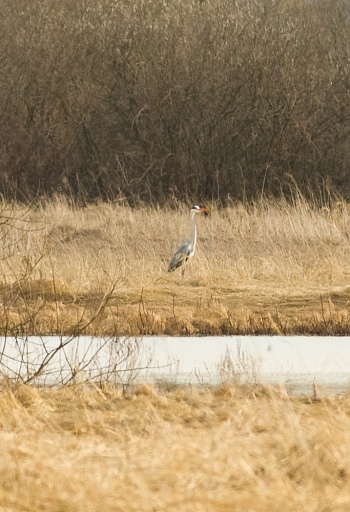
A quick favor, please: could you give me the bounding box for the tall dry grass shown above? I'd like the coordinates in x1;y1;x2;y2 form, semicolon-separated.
1;382;350;511
0;195;350;335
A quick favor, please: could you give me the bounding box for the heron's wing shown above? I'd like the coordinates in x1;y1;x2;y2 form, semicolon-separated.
168;240;192;272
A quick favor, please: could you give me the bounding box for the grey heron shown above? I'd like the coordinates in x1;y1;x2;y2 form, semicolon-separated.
168;205;207;275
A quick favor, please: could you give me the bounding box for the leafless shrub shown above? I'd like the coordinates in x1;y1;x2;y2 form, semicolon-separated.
0;0;349;203
0;334;149;387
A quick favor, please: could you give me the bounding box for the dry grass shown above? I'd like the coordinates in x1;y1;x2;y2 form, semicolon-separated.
1;382;350;511
0;197;348;512
0;196;350;335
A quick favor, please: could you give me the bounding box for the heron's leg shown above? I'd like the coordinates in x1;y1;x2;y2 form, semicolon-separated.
181;257;189;278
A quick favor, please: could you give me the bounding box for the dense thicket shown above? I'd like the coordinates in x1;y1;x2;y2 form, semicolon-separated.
1;0;350;203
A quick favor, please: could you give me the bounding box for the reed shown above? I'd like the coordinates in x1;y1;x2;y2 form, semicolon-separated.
1;382;350;511
0;195;349;335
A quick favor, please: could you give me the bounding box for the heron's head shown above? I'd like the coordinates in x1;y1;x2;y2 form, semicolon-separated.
191;205;208;215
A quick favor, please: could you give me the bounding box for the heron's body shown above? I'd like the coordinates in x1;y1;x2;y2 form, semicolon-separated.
168;239;194;273
168;205;206;274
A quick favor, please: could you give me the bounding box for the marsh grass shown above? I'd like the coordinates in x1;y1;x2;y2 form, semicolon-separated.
1;381;350;511
0;196;350;335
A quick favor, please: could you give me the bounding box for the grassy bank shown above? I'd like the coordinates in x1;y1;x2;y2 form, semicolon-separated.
1;382;350;511
0;196;350;335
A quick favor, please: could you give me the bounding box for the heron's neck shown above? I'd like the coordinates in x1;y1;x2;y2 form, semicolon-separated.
190;211;197;248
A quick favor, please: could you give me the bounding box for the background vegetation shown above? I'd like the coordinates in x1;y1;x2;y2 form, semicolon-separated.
1;0;350;203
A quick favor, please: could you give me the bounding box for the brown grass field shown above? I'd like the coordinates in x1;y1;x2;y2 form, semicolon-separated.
0;195;350;336
1;382;350;511
0;197;350;510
